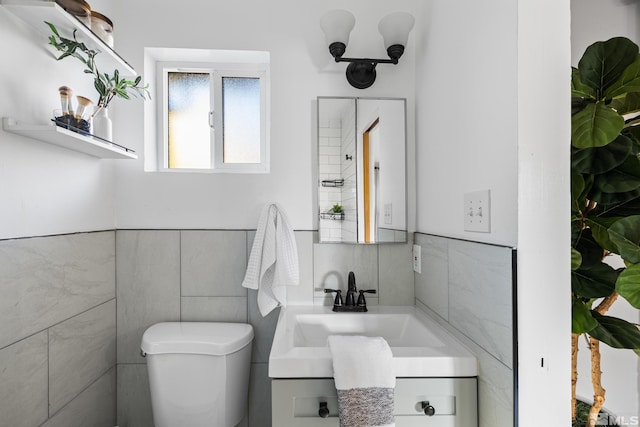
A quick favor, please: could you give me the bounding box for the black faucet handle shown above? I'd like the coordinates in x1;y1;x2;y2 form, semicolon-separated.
356;289;376;307
324;289;343;307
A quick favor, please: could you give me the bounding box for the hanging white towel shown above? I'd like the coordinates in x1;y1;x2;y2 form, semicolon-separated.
242;203;299;316
328;335;396;427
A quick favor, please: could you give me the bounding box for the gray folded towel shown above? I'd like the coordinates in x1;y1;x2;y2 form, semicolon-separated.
328;335;395;427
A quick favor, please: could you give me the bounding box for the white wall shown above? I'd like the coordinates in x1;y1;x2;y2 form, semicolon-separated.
0;0;118;239
414;0;571;425
111;0;420;231
571;0;640;418
517;1;571;426
414;0;518;247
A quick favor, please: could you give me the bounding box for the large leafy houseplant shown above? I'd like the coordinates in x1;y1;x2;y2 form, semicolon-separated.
571;37;640;427
45;21;149;115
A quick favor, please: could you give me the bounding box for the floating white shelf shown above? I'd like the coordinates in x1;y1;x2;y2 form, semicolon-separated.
2;118;137;159
0;0;136;75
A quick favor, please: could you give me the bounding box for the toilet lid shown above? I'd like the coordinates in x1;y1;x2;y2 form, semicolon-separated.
141;322;254;356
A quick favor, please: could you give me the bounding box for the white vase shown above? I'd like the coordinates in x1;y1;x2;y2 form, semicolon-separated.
93;107;112;141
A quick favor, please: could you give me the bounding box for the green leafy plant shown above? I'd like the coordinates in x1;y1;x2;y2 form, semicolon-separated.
571;37;640;427
45;21;149;114
331;204;343;213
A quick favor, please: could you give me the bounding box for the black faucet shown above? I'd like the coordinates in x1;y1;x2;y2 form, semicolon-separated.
345;271;357;306
324;271;376;312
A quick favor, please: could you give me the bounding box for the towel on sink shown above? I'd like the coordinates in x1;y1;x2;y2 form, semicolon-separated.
328;335;395;427
242;203;299;317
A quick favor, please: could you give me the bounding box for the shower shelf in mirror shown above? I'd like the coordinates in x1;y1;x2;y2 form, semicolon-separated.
321;179;344;187
2;118;137;159
0;0;136;76
320;211;345;220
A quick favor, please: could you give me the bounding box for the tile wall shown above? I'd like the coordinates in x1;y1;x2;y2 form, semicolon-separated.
318;102;357;243
413;233;515;427
116;229;414;427
0;231;116;427
318;120;344;242
339;105;357;242
2;229;509;427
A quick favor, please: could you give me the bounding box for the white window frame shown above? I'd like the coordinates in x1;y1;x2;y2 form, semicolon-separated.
155;58;269;173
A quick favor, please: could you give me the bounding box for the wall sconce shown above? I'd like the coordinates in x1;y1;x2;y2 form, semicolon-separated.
320;10;415;89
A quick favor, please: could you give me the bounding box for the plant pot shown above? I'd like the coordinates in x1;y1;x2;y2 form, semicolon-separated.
92;107;112;141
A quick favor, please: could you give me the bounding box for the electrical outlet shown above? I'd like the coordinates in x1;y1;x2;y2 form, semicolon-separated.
413;244;421;273
464;190;491;233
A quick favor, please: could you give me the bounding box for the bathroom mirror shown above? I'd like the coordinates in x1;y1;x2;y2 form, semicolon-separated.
317;97;407;244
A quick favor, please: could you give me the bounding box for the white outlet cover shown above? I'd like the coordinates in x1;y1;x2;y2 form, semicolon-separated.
412;244;421;273
464;190;491;233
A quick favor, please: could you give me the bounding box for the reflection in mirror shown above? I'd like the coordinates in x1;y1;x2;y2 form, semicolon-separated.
318;97;407;244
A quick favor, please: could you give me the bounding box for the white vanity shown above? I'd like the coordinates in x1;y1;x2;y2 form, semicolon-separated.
269;306;479;426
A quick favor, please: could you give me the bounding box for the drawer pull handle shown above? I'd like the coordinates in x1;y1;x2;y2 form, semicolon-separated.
319;401;330;418
420;401;436;416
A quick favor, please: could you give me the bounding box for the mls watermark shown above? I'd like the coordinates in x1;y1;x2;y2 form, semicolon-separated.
592;414;639;426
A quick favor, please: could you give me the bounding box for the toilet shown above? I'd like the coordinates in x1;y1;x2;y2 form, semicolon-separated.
141;322;254;427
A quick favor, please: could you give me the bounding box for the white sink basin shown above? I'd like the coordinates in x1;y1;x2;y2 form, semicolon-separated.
269;305;478;378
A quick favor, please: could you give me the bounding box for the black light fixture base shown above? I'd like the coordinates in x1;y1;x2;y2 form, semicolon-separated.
345;61;377;89
386;44;405;61
328;42;346;59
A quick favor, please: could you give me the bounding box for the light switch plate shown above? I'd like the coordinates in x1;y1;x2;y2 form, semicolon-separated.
384;203;392;224
464;190;491;233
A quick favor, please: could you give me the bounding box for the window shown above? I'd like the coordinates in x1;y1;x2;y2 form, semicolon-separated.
148;48;270;173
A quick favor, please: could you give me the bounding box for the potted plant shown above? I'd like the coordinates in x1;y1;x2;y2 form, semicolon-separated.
571;36;640;427
45;21;149;140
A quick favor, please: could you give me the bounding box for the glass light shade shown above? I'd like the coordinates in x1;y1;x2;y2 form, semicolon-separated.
320;9;356;46
378;11;415;49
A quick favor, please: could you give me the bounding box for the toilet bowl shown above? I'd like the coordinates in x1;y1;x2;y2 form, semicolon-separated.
141;322;254;427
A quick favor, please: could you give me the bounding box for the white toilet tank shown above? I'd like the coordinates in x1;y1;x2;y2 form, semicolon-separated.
141;322;254;427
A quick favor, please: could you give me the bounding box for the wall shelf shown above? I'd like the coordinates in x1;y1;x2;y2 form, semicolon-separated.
2;118;137;159
320;211;344;220
0;0;136;75
321;179;344;187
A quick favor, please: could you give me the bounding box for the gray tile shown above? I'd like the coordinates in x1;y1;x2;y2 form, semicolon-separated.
0;231;115;349
117;364;154;427
378;235;414;305
181;296;248;322
43;368;116;427
448;240;513;367
181;230;248;297
476;349;514;427
249;363;271;427
116;230;180;364
414;234;449;320
285;231;314;305
313;243;378;297
415;301;513;427
49;300;116;414
0;332;48;427
248;290;280;363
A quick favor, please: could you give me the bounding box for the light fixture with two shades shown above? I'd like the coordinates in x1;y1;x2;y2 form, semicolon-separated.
320;10;415;89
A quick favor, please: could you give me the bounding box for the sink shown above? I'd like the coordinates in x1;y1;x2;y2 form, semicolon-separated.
269;305;478;378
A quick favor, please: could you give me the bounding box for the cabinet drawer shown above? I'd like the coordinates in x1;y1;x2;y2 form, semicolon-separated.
272;377;477;427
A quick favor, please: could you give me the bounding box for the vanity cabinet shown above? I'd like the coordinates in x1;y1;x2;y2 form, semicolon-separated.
272;377;478;427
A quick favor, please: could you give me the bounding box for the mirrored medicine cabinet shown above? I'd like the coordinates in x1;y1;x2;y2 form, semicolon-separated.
317;97;407;244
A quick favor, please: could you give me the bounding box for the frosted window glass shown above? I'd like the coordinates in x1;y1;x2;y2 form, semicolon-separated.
222;77;261;163
168;72;211;169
